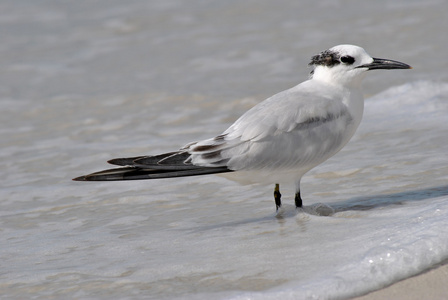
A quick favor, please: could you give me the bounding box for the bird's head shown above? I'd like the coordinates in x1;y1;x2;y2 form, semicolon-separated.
309;44;411;87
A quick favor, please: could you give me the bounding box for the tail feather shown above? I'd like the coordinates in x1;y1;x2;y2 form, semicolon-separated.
73;150;232;182
107;156;148;166
73;166;231;181
135;152;190;166
107;152;201;170
133;152;202;170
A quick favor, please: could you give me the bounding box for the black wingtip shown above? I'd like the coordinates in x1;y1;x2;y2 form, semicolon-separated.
107;156;148;166
72;175;87;181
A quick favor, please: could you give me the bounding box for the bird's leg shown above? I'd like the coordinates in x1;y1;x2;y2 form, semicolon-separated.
274;183;282;210
295;180;302;208
295;190;303;208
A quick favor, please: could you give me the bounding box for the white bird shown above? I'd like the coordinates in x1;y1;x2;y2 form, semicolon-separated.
74;45;411;210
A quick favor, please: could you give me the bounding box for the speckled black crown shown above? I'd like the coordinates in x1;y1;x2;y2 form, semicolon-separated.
309;50;341;67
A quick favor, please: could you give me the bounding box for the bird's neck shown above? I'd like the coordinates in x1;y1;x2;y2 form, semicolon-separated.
310;75;365;130
344;87;364;130
312;67;366;88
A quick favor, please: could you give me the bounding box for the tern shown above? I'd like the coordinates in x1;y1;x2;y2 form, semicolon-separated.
73;45;411;210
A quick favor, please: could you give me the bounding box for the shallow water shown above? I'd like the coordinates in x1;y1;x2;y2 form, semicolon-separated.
1;1;448;299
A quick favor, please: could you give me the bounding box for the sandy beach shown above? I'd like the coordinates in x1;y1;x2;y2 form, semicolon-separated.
354;262;448;300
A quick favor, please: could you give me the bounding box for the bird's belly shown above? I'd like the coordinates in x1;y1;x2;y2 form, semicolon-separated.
225;115;357;183
219;168;310;185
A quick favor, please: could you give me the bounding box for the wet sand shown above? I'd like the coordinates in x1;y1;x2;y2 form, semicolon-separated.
354;262;448;300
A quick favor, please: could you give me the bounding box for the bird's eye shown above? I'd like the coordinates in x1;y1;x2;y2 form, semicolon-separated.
340;56;355;64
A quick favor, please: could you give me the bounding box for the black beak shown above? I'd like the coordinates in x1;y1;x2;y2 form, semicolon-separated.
357;58;412;70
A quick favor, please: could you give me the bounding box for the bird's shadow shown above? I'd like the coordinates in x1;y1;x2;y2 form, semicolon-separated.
331;185;448;213
191;185;448;232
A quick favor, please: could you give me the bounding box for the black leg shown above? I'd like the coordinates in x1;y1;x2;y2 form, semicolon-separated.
295;190;302;208
274;183;282;210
